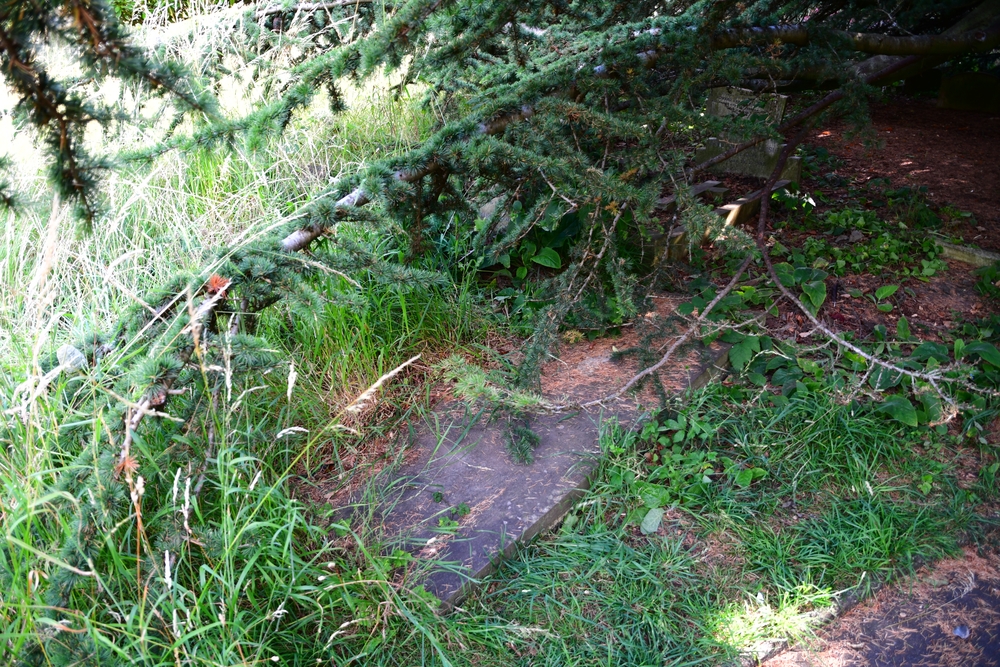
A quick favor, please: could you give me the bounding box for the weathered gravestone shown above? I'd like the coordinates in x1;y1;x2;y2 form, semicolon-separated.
695;87;802;183
938;72;1000;114
341;296;729;608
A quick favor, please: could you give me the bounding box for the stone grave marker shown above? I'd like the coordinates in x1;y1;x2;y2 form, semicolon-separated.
694;86;802;183
938;72;1000;114
341;295;729;607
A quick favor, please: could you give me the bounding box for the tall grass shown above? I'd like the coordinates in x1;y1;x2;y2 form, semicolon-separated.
0;15;479;665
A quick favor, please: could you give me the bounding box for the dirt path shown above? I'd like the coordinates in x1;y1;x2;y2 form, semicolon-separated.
813;97;1000;251
769;546;1000;667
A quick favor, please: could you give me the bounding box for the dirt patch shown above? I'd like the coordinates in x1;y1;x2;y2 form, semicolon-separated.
812;97;1000;251
783;259;989;343
769;546;1000;667
542;294;724;404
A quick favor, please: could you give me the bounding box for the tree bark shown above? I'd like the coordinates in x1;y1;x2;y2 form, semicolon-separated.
711;19;1000;56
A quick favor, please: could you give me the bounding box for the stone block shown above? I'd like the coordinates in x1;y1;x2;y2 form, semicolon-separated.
695;137;802;182
698;87;801;181
707;86;787;123
938;72;1000;113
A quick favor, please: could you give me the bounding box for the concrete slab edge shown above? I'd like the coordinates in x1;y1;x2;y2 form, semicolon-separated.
939;242;1000;268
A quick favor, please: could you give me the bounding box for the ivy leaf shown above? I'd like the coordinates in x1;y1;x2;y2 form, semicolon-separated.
531;247;562;269
896;316;911;340
877;395;918;427
640;507;665;535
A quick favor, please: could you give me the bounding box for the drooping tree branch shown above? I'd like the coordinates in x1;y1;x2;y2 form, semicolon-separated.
279;107;536;252
255;0;374;18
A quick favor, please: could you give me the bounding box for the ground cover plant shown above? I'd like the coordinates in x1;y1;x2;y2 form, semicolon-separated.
1;0;1000;665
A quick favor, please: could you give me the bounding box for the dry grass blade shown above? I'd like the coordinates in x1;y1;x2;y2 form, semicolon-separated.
343;354;420;414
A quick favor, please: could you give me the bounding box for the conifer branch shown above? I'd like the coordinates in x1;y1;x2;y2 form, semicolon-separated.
256;0;374;17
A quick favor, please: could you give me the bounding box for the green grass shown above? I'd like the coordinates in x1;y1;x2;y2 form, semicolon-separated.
337;379;996;666
0;23;472;666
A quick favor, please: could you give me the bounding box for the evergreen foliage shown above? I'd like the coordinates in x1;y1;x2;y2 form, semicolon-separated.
2;0;1000;663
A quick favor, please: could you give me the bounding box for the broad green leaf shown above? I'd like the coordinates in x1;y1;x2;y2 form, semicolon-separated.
734;469;753;487
877;395;918;427
962;341;1000;368
910;342;949;363
877;303;893;312
954;338;965;359
677;301;694;316
747;372;767;386
875;284;899;300
797;357;821;375
869;365;902;390
640;507;665;535
773;262;796;287
729;337;759;371
637;482;670;509
896;316;911;340
721;330;747;344
531;247;562;268
801;280;827;313
515;266;528;280
920;393;943;424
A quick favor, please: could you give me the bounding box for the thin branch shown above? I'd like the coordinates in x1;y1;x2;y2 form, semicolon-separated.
579;253;754;408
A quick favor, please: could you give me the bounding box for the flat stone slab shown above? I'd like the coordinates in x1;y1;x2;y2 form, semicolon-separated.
938;241;1000;268
346;295;728;606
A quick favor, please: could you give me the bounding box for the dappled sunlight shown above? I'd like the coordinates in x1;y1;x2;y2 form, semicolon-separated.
709;585;836;655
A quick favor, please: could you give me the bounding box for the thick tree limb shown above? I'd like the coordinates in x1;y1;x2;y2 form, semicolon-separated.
711;20;1000;56
687;54;921;178
740;0;1000;90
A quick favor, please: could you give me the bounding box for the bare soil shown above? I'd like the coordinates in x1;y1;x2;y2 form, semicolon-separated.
813;97;1000;251
770;546;1000;667
761;258;991;344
